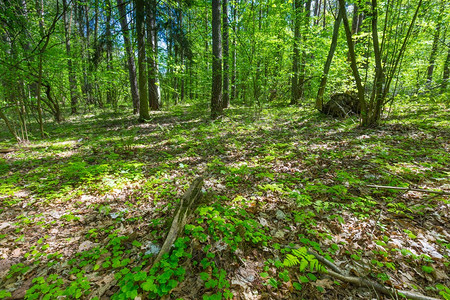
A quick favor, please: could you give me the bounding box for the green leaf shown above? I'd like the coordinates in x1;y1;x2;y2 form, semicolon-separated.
293;282;302;290
200;272;210;281
299;276;309;283
421;265;434;274
141;278;155;292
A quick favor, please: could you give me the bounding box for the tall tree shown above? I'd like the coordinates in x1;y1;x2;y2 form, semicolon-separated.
62;0;79;114
146;0;160;110
316;7;342;111
426;1;444;86
298;0;311;101
442;47;450;92
211;0;222;119
291;0;302;105
231;0;238;103
105;0;114;105
135;0;150;120
117;0;140;114
222;0;230;108
338;0;366;121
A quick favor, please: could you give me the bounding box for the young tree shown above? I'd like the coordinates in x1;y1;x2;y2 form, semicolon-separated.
117;0;140;114
315;7;342;111
211;0;223;119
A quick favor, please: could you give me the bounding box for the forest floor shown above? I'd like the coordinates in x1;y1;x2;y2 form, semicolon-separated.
0;97;449;299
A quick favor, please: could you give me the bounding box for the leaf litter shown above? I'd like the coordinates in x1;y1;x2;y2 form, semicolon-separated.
0;102;448;299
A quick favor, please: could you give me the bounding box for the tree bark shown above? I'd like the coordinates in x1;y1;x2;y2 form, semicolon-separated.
222;0;230;109
105;0;114;106
35;0;45;138
442;47;450;92
146;0;160;110
290;0;302;105
338;0;367;124
135;0;150;120
426;8;442;86
147;177;204;270
298;0;311;101
316;8;342;111
231;1;237;103
62;0;79;114
117;0;140;114
370;0;384;124
0;109;20;143
211;0;223;119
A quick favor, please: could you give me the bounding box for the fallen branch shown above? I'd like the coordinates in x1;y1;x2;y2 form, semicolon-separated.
308;251;440;300
367;184;450;195
145;177;204;271
0;148;17;153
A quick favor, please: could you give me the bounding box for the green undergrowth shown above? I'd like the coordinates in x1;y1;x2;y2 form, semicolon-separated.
0;97;449;299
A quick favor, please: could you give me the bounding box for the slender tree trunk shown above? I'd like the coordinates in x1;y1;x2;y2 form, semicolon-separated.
211;0;223;119
442;47;450;92
314;0;321;25
231;1;237;103
117;0;140;114
322;0;326;28
135;0;150;120
0;109;20;143
62;0;79;114
316;8;342;111
338;0;367;124
370;0;384;124
291;0;302;105
426;18;442;85
35;0;45;137
146;0;160;110
105;0;113;106
76;1;89;104
298;0;311;101
381;0;422;101
222;0;230;108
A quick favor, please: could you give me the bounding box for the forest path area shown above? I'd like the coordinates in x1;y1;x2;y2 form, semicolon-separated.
0;101;449;299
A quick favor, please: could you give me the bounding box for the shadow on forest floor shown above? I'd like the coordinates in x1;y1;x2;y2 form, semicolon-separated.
0;101;449;299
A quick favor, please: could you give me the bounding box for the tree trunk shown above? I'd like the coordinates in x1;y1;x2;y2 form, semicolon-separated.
117;0;140;114
0;109;20;143
298;0;311;101
211;0;223;119
316;8;342;111
290;0;302;105
35;0;45;138
222;0;230;109
369;0;384;124
62;0;79;114
105;0;114;106
146;0;160;110
426;14;442;86
338;0;367;124
135;0;150;121
442;47;450;92
231;0;238;102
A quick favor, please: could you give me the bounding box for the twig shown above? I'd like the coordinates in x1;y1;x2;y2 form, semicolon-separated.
367;184;449;195
309;251;440;300
0;148;17;153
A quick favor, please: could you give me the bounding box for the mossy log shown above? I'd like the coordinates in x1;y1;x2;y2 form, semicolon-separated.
321;92;361;118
